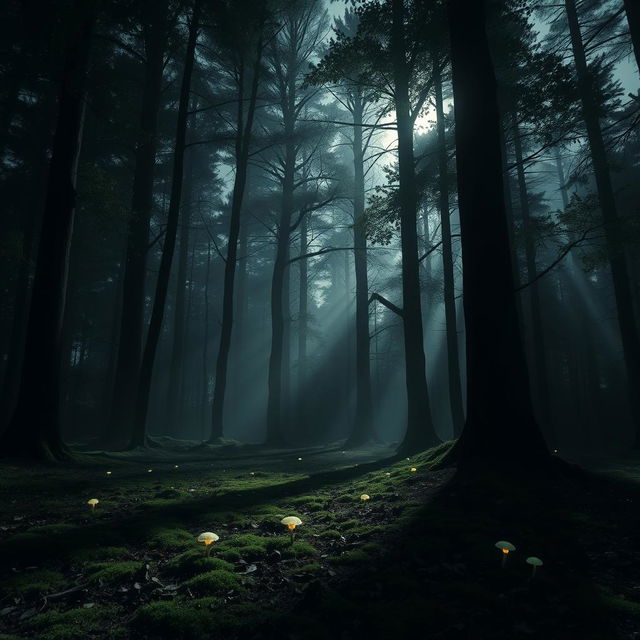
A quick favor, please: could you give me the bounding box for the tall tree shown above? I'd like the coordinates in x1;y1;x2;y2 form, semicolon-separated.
390;0;437;453
109;0;169;446
445;0;549;468
564;0;640;448
623;0;640;74
130;0;202;449
209;0;267;441
0;0;100;460
432;50;465;437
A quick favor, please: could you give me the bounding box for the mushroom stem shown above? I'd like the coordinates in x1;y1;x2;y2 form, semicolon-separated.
205;544;212;557
530;564;537;579
501;550;508;567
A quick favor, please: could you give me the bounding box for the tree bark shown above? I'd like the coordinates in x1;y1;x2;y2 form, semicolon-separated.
345;92;374;447
297;212;309;426
510;110;553;436
623;0;640;74
210;25;264;441
266;137;295;446
109;0;169;446
0;0;98;461
130;0;201;448
433;54;465;438
565;0;640;448
391;0;438;454
166;139;195;431
446;0;549;469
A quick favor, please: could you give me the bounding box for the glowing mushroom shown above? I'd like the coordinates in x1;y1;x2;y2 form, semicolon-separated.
495;540;516;567
87;498;99;512
526;556;543;578
147;469;153;473
360;494;370;502
410;467;417;473
105;471;112;476
281;516;302;544
197;531;219;556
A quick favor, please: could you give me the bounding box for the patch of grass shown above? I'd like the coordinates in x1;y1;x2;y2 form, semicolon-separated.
131;600;214;640
165;550;235;577
69;546;129;564
182;569;243;596
0;569;66;599
24;605;124;640
86;561;143;584
281;540;317;559
318;529;341;540
599;586;640;616
148;527;194;551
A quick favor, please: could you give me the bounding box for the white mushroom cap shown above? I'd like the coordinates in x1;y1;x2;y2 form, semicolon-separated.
360;494;370;501
87;498;99;506
281;516;302;526
495;540;516;552
526;556;543;566
197;532;219;544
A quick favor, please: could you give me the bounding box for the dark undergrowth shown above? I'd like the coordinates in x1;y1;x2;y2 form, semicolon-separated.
0;442;638;639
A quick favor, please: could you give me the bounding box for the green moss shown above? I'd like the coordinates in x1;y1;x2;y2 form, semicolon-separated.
237;544;268;560
132;600;214;640
182;569;243;596
341;519;360;530
0;569;66;599
218;549;242;563
148;527;194;551
281;540;317;559
165;550;235;577
86;561;143;584
297;563;321;574
70;546;129;564
24;605;123;640
599;586;640;616
318;529;341;539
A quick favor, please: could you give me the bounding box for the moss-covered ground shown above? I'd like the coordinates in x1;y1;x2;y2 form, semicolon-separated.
0;442;639;639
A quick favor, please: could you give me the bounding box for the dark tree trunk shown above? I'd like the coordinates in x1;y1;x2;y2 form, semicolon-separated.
0;0;98;461
210;31;264;441
565;0;640;448
0;88;57;425
623;0;640;74
130;0;201;448
166;143;194;430
346;93;374;447
201;241;211;438
510;111;553;437
391;0;438;454
446;0;549;469
297;213;309;427
266;138;295;446
433;55;465;438
554;149;570;209
109;0;168;446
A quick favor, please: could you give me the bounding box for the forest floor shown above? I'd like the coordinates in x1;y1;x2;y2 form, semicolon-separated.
0;441;639;640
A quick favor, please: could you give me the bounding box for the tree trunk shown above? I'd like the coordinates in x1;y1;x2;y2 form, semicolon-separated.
109;0;168;446
166;141;194;430
130;0;200;448
0;0;98;461
565;0;640;448
434;54;465;438
210;29;264;441
623;0;640;74
297;213;309;427
201;241;211;438
346;93;374;447
554;148;570;209
266;138;295;446
391;0;438;454
446;0;549;469
510;110;553;437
